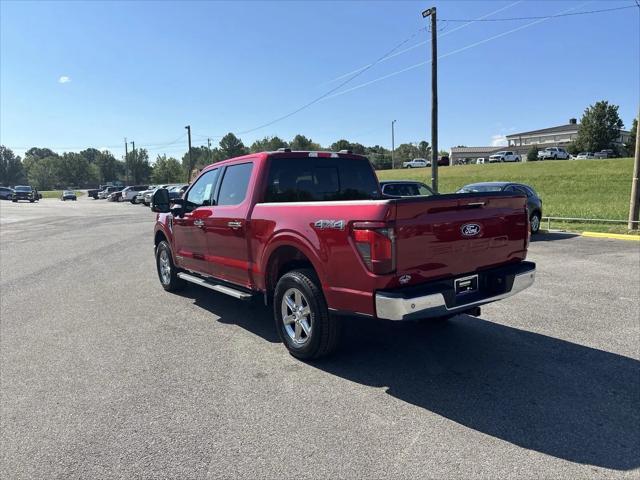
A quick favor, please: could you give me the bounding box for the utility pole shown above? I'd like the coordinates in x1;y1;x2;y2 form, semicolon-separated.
124;138;128;184
422;6;438;192
185;125;193;183
629;107;640;230
391;120;396;169
130;141;135;184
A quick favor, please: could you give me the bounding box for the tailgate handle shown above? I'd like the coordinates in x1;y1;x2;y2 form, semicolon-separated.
466;202;486;207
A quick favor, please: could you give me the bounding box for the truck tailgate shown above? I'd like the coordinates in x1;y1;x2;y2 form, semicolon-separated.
393;193;528;281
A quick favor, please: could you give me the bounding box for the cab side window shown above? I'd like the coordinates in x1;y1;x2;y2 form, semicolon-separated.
217;163;253;206
185;169;219;212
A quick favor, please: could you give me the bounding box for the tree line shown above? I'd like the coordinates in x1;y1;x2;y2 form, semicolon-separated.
0;134;440;189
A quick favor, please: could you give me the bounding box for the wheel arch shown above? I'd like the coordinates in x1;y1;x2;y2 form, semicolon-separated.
263;243;324;302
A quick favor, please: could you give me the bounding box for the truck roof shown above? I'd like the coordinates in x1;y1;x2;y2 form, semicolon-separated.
202;150;368;172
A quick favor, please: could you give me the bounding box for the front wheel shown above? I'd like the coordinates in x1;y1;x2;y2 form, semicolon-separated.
274;269;340;360
530;212;541;234
155;240;185;292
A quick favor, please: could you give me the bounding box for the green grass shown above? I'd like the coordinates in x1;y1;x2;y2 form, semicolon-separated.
377;158;638;234
39;190;85;198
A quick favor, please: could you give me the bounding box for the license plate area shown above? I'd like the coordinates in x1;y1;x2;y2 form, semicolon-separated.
455;274;478;294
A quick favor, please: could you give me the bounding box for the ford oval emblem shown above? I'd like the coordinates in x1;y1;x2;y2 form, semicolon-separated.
461;223;481;237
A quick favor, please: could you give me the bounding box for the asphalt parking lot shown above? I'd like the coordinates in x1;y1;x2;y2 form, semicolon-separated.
1;197;639;479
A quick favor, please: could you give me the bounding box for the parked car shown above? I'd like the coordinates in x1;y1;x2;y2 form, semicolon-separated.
537;147;570;160
379;180;435;197
135;186;157;204
0;187;15;200
594;149;616;159
107;191;123;202
12;185;36;202
489;151;520;163
121;185;149;203
60;190;77;201
476;158;486;164
402;158;429;168
437;155;450;166
98;186;122;199
87;185;110;199
576;152;595;160
145;184;175;207
456;181;543;234
168;184;189;201
151;149;535;359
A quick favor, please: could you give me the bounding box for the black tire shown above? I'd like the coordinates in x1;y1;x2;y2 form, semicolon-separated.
552;155;557;160
273;269;340;360
130;199;136;204
12;199;17;202
155;240;185;292
29;199;34;203
530;212;541;234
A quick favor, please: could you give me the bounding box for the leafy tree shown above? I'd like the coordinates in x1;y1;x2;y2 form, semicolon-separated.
289;134;321;151
250;136;288;153
95;150;122;184
55;152;96;187
418;141;432;160
527;145;540;162
24;147;57;161
367;153;392;170
125;148;151;184
575;100;624;152
219;133;247;159
565;142;580;155
330;139;366;154
625;117;637;157
152;155;184;183
28;156;59;190
0;146;26;185
438;150;449;158
394;143;420;166
79;148;102;164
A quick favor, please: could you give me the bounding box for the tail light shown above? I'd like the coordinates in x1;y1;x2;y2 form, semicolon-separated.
351;222;395;275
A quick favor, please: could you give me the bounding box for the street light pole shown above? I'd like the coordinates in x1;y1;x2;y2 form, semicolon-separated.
422;6;438;192
391;120;397;169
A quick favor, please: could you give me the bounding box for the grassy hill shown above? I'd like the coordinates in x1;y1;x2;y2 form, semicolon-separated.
377;158;636;233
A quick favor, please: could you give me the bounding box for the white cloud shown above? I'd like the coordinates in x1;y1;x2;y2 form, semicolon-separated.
58;76;71;84
491;134;507;147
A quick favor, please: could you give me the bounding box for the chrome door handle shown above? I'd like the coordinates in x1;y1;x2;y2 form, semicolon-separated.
193;219;205;227
227;221;242;229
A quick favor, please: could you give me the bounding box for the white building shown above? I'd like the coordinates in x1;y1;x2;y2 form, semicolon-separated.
506;118;632;148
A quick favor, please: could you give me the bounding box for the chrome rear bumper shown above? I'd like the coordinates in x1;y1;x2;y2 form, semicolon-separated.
375;262;535;321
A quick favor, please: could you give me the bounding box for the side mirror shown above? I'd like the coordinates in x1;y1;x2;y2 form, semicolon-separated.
151;188;170;213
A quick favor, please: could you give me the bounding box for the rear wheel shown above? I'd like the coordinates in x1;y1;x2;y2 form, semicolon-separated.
155;240;185;292
274;269;340;360
530;212;541;234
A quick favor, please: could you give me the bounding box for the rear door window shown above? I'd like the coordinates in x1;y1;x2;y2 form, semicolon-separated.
216;163;254;206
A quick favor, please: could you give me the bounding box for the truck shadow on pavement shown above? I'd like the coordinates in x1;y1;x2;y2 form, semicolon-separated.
531;232;579;242
317;315;640;471
177;287;639;471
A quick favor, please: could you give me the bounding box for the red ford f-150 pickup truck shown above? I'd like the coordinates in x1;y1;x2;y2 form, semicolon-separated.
152;149;535;359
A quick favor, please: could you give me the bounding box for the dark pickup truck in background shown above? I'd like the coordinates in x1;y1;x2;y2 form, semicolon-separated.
152;150;535;359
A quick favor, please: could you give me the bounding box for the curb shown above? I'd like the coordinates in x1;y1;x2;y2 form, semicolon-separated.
582;232;640;242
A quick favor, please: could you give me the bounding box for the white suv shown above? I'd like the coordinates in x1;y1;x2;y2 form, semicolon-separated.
121;185;149;203
537;147;570;160
402;158;430;168
489;151;520;163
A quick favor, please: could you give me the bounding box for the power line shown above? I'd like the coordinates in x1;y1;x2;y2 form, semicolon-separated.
437;4;636;22
323;1;591;101
321;1;522;85
203;26;428;138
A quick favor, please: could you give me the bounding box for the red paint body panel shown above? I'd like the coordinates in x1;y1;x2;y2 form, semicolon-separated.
155;151;530;317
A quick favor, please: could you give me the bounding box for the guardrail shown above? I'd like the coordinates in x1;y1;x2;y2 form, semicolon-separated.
542;216;640;231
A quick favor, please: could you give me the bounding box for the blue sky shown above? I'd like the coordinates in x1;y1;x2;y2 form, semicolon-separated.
1;0;638;160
